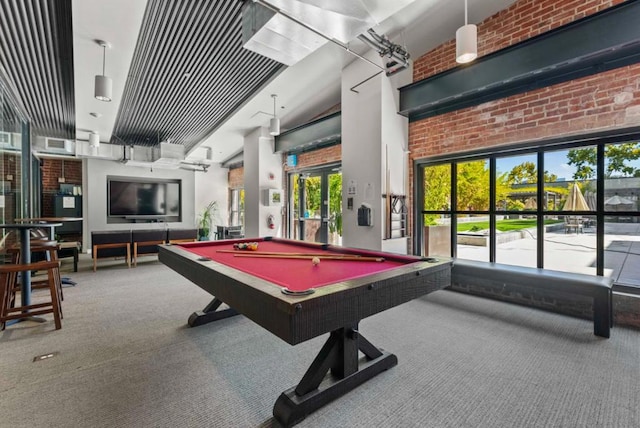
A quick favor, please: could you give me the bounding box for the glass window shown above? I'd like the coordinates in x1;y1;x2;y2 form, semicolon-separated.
423;214;451;258
604;142;640;214
1;85;25;253
604;215;640;286
418;139;640;289
424;164;451;211
423;164;451;257
456;160;489;211
456;215;489;262
229;188;244;229
542;215;597;275
545;147;596;213
496;154;537;212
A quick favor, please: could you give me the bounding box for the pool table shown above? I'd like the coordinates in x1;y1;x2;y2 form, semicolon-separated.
158;237;451;427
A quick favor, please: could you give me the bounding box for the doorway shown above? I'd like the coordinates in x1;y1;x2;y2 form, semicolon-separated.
289;166;342;245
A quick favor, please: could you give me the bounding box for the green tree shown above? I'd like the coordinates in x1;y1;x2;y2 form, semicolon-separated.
507;161;557;184
305;176;321;216
508;161;537;184
567;143;640;179
423;164;450;225
457;161;490;211
328;173;342;235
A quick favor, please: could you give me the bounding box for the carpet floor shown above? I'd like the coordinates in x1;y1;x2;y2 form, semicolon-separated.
1;258;639;427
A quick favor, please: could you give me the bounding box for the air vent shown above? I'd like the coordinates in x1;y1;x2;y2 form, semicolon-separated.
45;138;74;153
0;132;19;149
152;142;184;166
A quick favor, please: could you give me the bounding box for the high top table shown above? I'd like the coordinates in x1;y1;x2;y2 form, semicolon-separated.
16;217;83;286
15;217;83;240
0;222;62;312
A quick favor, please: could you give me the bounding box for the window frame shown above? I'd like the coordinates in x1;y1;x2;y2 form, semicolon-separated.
415;129;640;292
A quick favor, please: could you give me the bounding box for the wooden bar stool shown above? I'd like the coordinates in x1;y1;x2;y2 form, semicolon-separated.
8;241;64;302
0;260;62;330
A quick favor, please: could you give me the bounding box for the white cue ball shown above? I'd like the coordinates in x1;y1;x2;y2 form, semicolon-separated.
312;257;320;266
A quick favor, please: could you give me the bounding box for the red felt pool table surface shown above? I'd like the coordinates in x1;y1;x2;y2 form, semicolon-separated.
177;239;418;292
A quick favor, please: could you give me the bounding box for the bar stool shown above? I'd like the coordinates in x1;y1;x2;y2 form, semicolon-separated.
0;260;63;330
8;241;64;303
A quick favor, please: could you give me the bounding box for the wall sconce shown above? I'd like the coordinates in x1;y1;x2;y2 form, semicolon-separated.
456;0;477;64
94;40;113;101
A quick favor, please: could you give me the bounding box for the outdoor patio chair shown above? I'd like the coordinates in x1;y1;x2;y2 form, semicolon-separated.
564;217;583;234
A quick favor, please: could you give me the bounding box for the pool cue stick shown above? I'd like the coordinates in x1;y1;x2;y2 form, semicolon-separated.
385;144;391;239
232;253;385;262
216;250;345;257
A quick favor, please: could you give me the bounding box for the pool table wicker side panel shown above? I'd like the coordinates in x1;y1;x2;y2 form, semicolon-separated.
159;246;452;345
159;247;298;342
289;263;451;344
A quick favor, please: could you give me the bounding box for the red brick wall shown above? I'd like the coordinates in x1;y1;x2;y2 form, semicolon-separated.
408;0;637;243
228;166;244;189
413;0;627;82
41;159;82;216
283;145;341;173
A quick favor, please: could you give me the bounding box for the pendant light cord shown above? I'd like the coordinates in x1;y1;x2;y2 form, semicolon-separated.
102;45;106;76
465;0;468;25
272;95;277;118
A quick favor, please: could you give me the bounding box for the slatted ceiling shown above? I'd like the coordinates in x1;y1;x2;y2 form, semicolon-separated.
112;0;284;150
0;0;74;139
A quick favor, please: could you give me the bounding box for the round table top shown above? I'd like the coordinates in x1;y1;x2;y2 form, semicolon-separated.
0;222;63;229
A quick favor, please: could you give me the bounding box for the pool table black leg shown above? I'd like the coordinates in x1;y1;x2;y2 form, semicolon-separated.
273;324;397;427
187;297;238;327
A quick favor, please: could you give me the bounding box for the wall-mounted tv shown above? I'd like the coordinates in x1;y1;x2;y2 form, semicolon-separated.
107;176;181;222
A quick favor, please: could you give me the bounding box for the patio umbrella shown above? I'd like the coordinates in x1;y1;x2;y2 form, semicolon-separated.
562;183;590;233
524;198;537;210
562;183;589;211
605;194;634;211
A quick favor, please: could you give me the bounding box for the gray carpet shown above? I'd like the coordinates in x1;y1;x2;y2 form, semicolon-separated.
1;257;639;427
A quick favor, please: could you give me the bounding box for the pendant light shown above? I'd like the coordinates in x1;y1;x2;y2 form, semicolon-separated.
456;0;477;64
269;94;280;136
89;132;100;148
94;40;113;102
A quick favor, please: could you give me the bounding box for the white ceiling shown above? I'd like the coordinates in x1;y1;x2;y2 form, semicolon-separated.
72;0;517;163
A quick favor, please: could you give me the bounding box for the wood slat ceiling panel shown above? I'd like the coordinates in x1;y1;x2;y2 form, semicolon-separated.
112;0;283;151
0;0;75;139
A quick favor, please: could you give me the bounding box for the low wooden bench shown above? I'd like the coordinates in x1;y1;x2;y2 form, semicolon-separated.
91;231;132;272
132;229;167;267
452;259;613;338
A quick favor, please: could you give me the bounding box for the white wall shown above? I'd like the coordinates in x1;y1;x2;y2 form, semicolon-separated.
194;163;229;234
341;53;411;252
83;158;196;247
243;127;284;238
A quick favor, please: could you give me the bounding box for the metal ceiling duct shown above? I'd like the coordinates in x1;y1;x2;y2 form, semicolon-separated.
0;0;75;139
112;0;284;151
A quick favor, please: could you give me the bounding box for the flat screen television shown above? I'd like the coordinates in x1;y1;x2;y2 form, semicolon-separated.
107;177;181;221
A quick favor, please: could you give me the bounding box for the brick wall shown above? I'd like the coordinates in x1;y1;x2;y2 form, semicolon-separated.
408;0;639;244
413;0;627;82
228;166;244;189
283;144;341;173
41;159;82;216
408;0;640;329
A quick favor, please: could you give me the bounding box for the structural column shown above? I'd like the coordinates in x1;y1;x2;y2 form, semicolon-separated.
243;126;284;238
341;54;411;252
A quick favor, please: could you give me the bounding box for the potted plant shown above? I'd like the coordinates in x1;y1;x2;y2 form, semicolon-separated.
197;201;219;240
